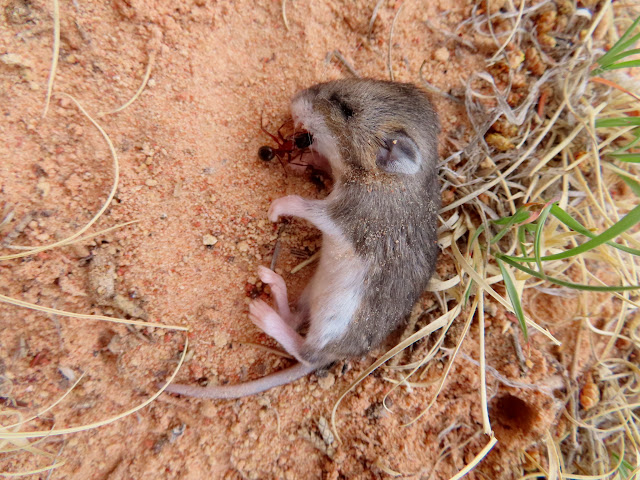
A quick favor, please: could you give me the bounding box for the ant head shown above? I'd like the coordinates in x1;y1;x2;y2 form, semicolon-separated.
258;146;275;161
294;132;313;149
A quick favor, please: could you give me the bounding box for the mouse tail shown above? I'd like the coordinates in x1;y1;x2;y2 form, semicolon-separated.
160;362;318;399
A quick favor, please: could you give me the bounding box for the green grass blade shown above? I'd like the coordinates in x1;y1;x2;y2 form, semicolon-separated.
550;203;640;255
596;20;640;68
596;117;640;128
496;254;640;292
615;16;640;46
469;224;486;246
491;208;529;244
517;225;528;261
613;128;640;153
608;48;640;64
464;225;485;307
618;174;640;197
610;452;634;479
502;203;640;262
492;208;530;226
463;280;474;307
600;59;640;71
496;259;528;340
610;153;640;163
534;203;554;274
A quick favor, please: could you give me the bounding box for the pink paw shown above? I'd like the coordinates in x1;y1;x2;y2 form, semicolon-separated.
267;195;302;223
257;266;283;285
248;299;273;332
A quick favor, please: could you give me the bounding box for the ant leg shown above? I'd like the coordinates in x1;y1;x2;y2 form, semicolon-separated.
260;112;282;145
276;118;294;142
249;299;305;361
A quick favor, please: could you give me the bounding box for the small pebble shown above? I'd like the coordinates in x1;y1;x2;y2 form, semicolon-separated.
434;47;450;62
237;241;249;252
213;330;229;348
202;234;218;246
317;373;335;390
145;179;158;187
36;179;51;198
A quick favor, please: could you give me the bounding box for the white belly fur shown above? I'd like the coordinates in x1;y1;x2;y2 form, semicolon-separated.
305;233;368;350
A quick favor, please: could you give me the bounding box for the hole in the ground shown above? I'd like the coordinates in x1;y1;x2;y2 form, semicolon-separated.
491;394;538;434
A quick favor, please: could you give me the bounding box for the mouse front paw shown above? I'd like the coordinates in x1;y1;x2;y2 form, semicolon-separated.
268;195;304;223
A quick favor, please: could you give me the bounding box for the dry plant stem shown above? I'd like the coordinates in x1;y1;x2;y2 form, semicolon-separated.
478;285;491;435
382;304;456;398
45;444;65;480
100;51;155;116
451;237;560;344
291;251;320;274
0;93;119;261
591;76;640;103
0;293;188;331
440;98;568;215
2;374;86;430
330;305;459;443
387;2;404;81
42;0;60;118
544;433;560;479
368;0;385;36
528;103;606;177
488;0;525;63
5;220;139;250
328;50;360;77
0;337;188;440
281;0;290;31
405;296;478;426
447;435;497;480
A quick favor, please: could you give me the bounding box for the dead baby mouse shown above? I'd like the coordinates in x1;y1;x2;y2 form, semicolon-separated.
164;79;441;399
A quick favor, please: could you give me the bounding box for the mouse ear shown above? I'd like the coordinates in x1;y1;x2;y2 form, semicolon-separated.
375;133;422;175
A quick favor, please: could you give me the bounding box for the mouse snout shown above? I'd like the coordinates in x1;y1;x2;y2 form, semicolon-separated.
290;94;316;130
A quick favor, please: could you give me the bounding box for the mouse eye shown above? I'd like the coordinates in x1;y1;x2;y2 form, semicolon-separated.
329;94;354;119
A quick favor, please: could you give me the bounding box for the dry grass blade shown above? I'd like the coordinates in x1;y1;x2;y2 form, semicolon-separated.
100;51;155;116
447;436;497;480
331;306;458;443
404;297;478;426
4;221;139;251
0;293;188;331
0;93;119;261
0;337;188;441
281;0;290;31
387;2;404;81
419;2;640;477
42;0;60;118
451;239;560;344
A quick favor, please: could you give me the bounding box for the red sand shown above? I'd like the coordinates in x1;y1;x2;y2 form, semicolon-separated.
1;1;610;478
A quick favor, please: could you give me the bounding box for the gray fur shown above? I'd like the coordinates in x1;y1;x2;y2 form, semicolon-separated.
295;79;441;364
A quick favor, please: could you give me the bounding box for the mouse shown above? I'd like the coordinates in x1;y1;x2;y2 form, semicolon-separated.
163;78;441;399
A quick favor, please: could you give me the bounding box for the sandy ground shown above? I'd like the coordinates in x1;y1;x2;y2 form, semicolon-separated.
0;0;618;478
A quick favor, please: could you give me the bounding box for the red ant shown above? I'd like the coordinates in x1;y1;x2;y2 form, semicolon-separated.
258;117;313;167
258;116;329;191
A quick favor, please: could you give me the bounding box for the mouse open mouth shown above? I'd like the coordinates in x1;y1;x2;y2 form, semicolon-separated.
258;119;333;180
